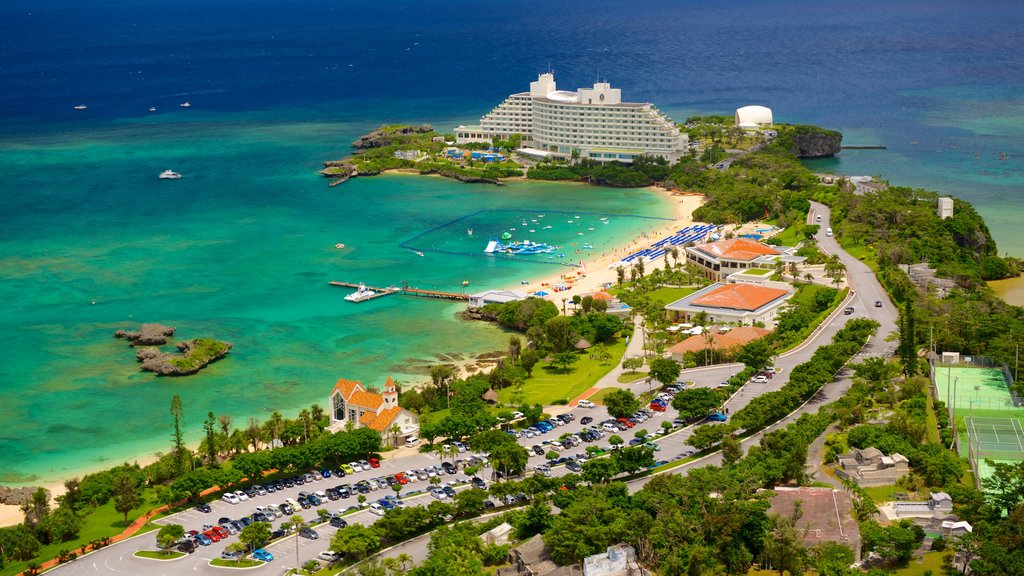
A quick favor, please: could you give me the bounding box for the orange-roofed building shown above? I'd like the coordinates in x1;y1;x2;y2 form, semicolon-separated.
686;238;781;281
665;282;793;328
328;376;419;446
667;326;771;362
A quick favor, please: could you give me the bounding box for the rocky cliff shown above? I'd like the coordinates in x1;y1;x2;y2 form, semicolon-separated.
788;125;843;158
114;323;175;346
352;124;435;149
135;338;232;376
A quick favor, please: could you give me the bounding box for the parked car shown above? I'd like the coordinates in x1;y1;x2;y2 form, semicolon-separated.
566;460;582;473
369;457;381;468
577;399;595;408
369;502;386;516
843;306;855;315
299;527;319;540
395;472;409;485
442;485;456;498
875;300;883;307
252;549;274;562
441;462;457;475
330;515;348;528
429;487;447;500
222;493;240;505
177;539;197;553
195;502;212;513
650;402;666;412
706;412;728;422
471;476;487;490
318;551;343;563
405;437;420;448
233;490;249;502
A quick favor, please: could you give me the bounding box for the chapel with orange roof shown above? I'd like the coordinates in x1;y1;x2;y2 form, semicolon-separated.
328;376;420;446
685;237;781;281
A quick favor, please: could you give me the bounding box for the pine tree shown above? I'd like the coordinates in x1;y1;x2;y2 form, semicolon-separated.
170;395;187;477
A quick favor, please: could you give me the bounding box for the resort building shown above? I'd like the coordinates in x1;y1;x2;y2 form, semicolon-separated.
456;73;689;163
583;543;648;576
468;289;528;308
667;326;771;362
664;282;793;328
328;376;419;446
685;238;782;281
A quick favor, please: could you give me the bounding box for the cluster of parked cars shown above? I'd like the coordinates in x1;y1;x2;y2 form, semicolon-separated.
749;366;780;384
505;413;576;439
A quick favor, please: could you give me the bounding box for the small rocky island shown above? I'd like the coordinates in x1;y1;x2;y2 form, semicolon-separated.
114;324;232;376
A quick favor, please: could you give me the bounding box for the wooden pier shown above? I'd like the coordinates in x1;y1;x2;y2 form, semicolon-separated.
329;281;468;302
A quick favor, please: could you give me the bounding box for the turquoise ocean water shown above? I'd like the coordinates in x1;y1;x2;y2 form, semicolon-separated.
0;112;669;483
2;0;1024;483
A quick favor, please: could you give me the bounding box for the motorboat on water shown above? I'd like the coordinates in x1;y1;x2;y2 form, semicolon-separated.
180;102;191;107
149;107;157;112
73;104;87;110
159;170;182;179
467;228;473;236
345;283;376;302
334;243;346;249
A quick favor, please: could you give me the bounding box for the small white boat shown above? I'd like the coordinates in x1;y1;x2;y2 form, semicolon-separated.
467;228;473;236
73;104;87;110
180;102;191;108
345;283;376;302
159;170;182;179
149;107;157;112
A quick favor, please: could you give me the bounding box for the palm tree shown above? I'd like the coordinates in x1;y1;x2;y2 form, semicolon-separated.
224;542;246;565
388;424;402;447
284;515;306;573
396;553;413;572
383;557;400;575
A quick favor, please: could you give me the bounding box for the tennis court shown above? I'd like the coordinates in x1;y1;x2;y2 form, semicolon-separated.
967;416;1024;482
934;365;1024;487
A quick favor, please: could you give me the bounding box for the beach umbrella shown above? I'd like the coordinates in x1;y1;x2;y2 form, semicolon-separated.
535;290;548;296
574;339;592;350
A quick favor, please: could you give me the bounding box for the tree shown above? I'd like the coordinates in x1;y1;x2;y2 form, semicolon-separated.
737;338;773;372
225;542;246;564
284;515;307;572
203;411;217;467
453;488;488;517
761;511;807;576
508;335;522;363
20;487;49;530
551;351;579;373
170;395;187;477
156;524;185;555
603;389;640;418
688;424;729;451
239;521;270;552
612;446;655;474
824;255;846;288
519;349;541;377
899;299;918;376
622;357;644;373
581;458;619;484
0;525;41;562
38;507;82;544
671;388;722;420
721;434;743;464
608;435;624;449
112;472;139;524
331;523;382;560
491;442;529;479
648;357;681;385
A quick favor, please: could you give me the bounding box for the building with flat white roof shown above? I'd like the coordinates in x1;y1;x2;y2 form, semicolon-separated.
456;73;688;163
735;105;773;129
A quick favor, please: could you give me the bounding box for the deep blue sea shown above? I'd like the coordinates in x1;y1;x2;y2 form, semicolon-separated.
2;0;1023;484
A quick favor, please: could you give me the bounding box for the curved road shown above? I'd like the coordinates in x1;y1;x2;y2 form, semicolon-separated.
48;204;899;575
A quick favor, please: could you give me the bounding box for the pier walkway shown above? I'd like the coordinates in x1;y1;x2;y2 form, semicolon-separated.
329;281;468;302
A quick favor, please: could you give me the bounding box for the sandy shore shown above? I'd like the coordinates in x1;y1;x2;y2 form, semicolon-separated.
516;188;705;304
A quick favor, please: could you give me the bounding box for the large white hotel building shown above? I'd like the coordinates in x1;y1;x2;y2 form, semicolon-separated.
455;73;689;164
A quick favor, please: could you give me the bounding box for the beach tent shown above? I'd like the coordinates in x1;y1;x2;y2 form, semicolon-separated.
534;290;549;296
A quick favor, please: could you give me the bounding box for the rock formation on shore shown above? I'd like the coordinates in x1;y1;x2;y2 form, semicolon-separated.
0;486;47;506
113;323;175;346
135;338;232;376
788;125;843;158
352;124;434;149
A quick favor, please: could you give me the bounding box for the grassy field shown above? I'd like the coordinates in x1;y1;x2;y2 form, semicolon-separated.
0;494;160;576
209;558;264;568
886;551;950;575
134;549;185;560
645;286;699;305
617;371;648;384
764;221;804;247
840;238;879;271
497;338;626;406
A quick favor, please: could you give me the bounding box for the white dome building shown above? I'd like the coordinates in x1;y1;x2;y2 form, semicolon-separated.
735;105;773;129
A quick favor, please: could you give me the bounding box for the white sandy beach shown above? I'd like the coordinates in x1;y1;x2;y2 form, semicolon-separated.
517;188;705;303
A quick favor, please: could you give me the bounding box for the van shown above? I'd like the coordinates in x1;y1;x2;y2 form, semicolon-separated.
816;214;822;222
577;399;595;408
318;551;343;563
369;502;386;516
404;437;420;448
826;227;833;237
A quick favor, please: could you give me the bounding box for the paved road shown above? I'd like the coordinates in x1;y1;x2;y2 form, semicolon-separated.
50;205;900;575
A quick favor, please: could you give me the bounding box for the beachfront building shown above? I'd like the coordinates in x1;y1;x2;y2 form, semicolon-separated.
685;238;782;281
667;326;771;362
468;289;528;308
456;73;689;164
665;282;793;328
328;376;419;446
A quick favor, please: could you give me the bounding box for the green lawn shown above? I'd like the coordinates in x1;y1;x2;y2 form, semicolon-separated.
860;484;930;503
134;549;185;560
0;493;160;576
617;371;648;384
840;238;879;271
765;222;804;247
886;551;950;575
646;286;698;305
209;558;264;568
742;268;773;276
497;339;627;406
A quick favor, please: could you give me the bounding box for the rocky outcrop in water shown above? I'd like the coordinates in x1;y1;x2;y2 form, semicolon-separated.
352;125;434;149
114;323;175;346
135;338;232;376
788;125;843;158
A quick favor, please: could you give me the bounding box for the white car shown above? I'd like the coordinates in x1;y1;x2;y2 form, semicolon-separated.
349;462;363;472
429;487;447;500
233;490;249;502
751;375;769;384
222;493;240;505
512;411;524;419
577;400;595;409
369;502;386;516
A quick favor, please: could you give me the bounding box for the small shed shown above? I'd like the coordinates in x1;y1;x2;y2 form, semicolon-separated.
483;388;500;404
574;339;592;350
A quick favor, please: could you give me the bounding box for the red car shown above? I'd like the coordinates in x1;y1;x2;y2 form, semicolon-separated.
369;457;381;469
203;529;221;542
616;417;634;428
211;526;230;540
394;472;409;485
649;402;666;412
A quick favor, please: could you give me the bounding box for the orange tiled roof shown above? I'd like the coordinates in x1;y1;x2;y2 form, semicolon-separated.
348;390;384;410
668;326;772;355
332;378;363;400
359;411;377;425
696;238;780;261
366;406;402;432
691;284;788;311
383;375;397;390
